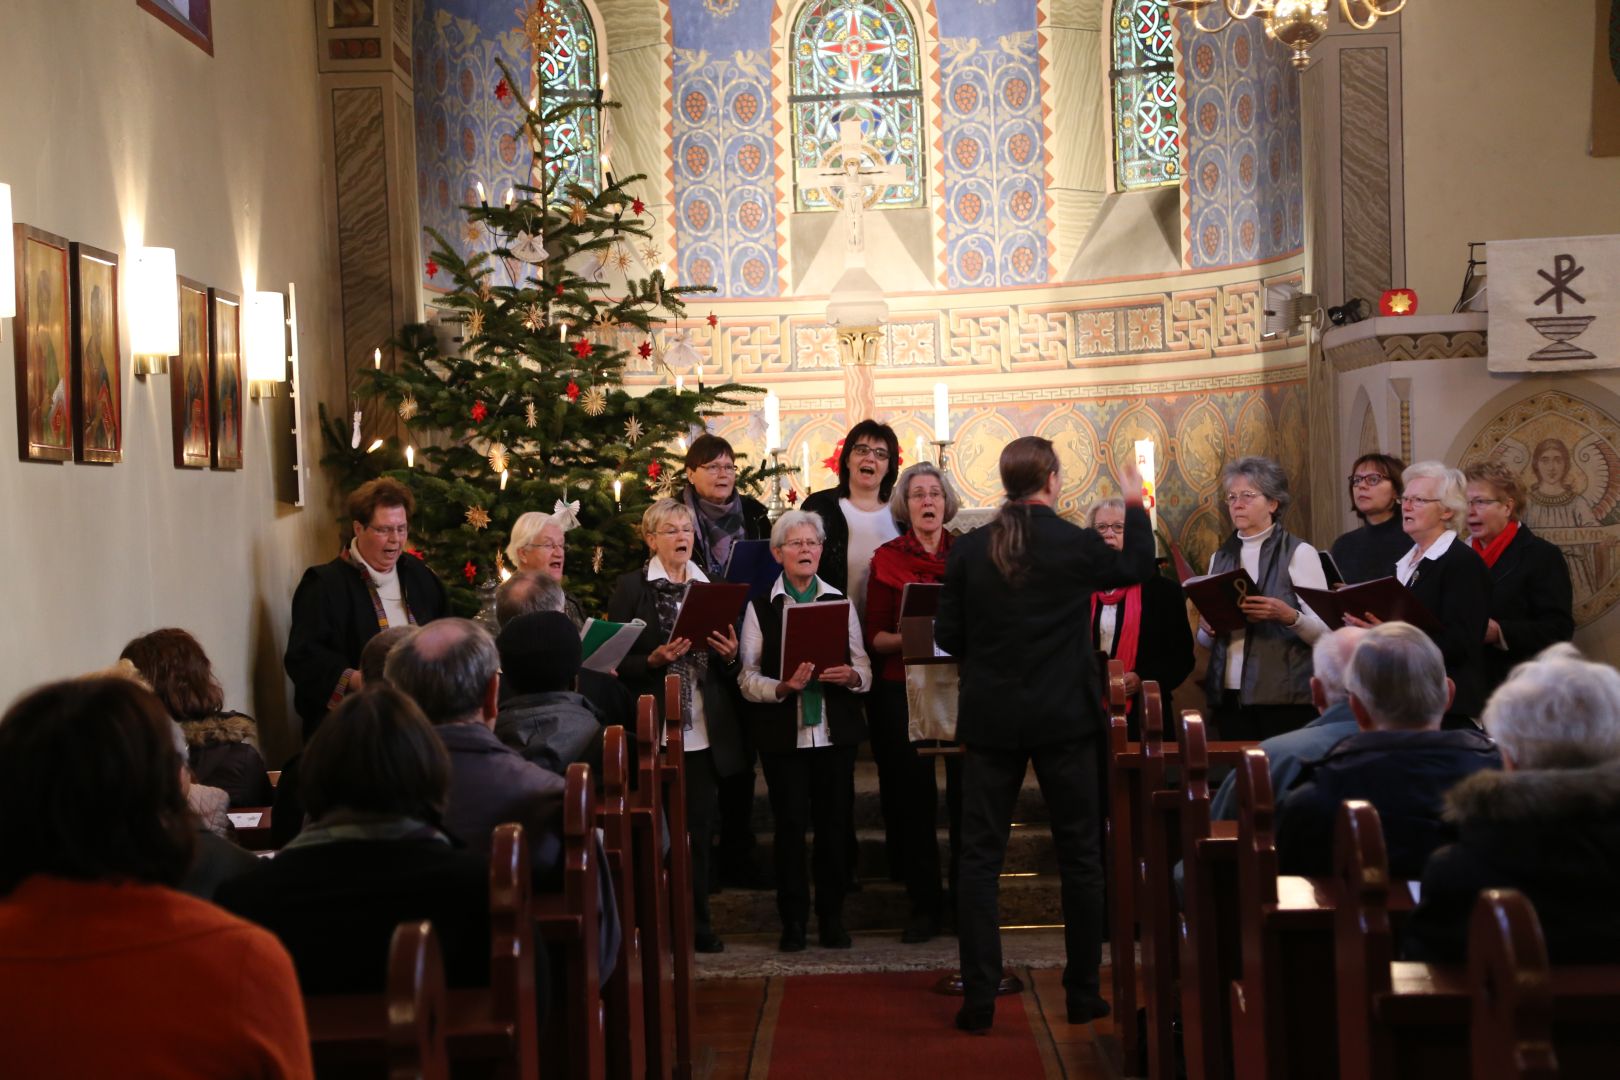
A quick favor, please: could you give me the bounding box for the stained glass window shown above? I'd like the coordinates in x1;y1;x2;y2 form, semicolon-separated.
1111;0;1181;191
535;0;601;193
789;0;925;213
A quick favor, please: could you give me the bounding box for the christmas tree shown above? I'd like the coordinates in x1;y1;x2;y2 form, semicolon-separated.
323;35;772;618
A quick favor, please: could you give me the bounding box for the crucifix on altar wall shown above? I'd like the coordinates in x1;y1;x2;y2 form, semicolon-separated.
805;119;907;265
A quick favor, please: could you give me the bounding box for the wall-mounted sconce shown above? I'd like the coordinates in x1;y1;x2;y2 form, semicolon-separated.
244;290;288;398
0;183;15;339
128;246;178;376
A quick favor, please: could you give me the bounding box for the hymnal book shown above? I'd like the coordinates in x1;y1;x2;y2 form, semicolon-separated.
1295;578;1441;634
723;539;781;601
1319;551;1346;588
1182;568;1260;634
899;582;943;620
579;617;646;674
668;581;751;646
781;599;852;675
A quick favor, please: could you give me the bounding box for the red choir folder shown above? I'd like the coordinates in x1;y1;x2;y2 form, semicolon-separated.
781;600;852;674
668;581;751;646
1182;568;1260;634
899;582;943;620
1295;578;1441;634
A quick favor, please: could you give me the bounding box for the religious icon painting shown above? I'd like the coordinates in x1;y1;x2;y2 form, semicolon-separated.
69;242;122;464
209;288;243;470
12;224;73;463
171;276;212;468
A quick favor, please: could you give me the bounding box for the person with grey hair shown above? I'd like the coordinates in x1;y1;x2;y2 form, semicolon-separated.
1274;622;1500;879
1197;456;1331;741
505;511;586;628
1346;460;1491;724
1084;497;1194;726
1407;643;1620;962
1208;627;1367;821
738;508;872;952
497;570;634;729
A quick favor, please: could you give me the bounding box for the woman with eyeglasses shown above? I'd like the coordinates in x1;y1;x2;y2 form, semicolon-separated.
1197;457;1330;742
1330;452;1410;584
801;420;905;617
1344;461;1492;725
608;498;747;953
506;510;586;628
737;509;872;952
1462;462;1573;695
1084;498;1195;728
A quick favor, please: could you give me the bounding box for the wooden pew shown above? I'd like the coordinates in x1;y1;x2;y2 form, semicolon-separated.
1333;801;1620;1080
536;762;606;1080
599;726;646;1080
662;674;697;1080
634;694;677;1080
385;920;449;1080
305;823;538;1078
1103;661;1144;1074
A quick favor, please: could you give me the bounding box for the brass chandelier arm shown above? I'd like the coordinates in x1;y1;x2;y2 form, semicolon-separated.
1338;0;1384;31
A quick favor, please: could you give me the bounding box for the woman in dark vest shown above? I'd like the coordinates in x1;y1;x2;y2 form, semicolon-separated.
1197;456;1331;742
736;509;873;952
936;437;1153;1033
1463;461;1575;694
1330;452;1410;584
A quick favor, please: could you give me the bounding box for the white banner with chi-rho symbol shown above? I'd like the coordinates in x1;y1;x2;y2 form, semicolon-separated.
1488;234;1620;372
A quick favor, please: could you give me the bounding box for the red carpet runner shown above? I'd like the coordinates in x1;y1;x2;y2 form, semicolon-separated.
756;970;1049;1079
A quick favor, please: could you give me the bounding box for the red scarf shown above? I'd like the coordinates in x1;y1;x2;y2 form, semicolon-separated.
1091;585;1143;676
1471;519;1519;569
870;529;952;590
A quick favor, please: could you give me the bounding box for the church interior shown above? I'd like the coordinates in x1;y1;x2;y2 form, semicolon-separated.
3;0;1620;1077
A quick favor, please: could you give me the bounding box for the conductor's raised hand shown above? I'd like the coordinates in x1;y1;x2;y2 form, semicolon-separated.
707;624;739;662
1116;458;1144;505
775;661;815;700
649;637;693;667
817;664;861;689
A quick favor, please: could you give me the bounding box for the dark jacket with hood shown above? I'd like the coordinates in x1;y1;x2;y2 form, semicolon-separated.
180;712;274;808
496;691;606;778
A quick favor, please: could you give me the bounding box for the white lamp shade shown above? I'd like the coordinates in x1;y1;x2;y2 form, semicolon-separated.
244;291;288;383
128;247;179;356
0;184;14;321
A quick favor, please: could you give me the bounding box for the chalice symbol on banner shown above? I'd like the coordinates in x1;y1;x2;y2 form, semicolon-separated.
1527;253;1596;361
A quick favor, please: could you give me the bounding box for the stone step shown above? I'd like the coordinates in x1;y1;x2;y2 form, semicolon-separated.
746;822;1059;882
745;759;1051;832
709;872;1063;936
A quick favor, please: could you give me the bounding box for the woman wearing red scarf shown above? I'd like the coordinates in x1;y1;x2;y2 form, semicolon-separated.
1084;499;1195;733
864;462;960;944
1463;462;1574;694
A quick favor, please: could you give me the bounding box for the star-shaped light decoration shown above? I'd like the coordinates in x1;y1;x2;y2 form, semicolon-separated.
568;199;588;227
524;401;538;428
1379;288;1419;317
398;395;419;421
487;442;509;474
466;309;486;338
522;304;545;331
581;385;608;416
624;416;644;444
465;505;491;531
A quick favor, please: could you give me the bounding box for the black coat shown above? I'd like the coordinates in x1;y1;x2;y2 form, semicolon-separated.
1482;525;1575;692
284;551;448;735
1330;515;1411;584
1092;572;1195;713
181;713;273;808
936;502;1155;749
685;489;772;580
606;567;749;776
1275;727;1501;879
1406;539;1492;719
1405;761;1620;964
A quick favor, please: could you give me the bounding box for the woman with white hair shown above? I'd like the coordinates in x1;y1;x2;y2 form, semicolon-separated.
1346;460;1491;724
737;509;872;953
505;511;585;628
1406;643;1620;963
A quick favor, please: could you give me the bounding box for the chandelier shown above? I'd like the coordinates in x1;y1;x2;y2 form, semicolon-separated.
1169;1;1407;70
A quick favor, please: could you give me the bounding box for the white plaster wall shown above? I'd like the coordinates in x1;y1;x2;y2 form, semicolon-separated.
0;0;344;762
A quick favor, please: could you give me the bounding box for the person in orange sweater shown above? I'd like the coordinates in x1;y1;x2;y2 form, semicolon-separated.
0;677;313;1080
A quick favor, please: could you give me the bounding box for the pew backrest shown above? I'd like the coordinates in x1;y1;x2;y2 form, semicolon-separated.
1470;890;1558;1080
386;920;449;1080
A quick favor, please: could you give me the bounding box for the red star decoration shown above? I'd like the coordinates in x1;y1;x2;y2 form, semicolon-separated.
648;461;662;480
571;338;593;359
787;490;799;506
566;380;580;401
637;340;652;359
555;283;565;296
463;561;478;583
706;311;718;328
822;439;844;475
494;77;511;103
406;547;425;559
632;198;646;216
425;258;440;278
471;400;488;422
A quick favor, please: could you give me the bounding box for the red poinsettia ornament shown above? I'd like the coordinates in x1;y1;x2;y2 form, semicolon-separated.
571;338;593;359
637;340;652;359
706;311;718;328
632;197;646;216
463;561;478;582
471;400;488;422
566;380;580;401
647;461;662;480
494;77;512;103
425;258;439;278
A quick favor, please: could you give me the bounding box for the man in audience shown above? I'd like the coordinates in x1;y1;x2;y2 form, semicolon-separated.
285;478;448;736
1211;627;1365;820
496;611;605;777
1275;621;1500;878
497;570;633;728
358;625;417;687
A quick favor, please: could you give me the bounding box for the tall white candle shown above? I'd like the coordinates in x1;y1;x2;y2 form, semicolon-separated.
933;383;950;442
373;347;381;369
1134;439;1157;529
406;445;415;468
475;180;487;205
500;468;510;491
675;375;684;394
613;478;622;507
763;391;781;452
913;434;926;466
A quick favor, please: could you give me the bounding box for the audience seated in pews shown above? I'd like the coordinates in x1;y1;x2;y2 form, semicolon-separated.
216;686;519;1003
497;568;635;729
0;677;313;1079
496;610;605;777
358;624;417;687
121;627;275;808
1209;626;1365;821
1407;643;1620;963
170;719;260;900
1275;621;1501;878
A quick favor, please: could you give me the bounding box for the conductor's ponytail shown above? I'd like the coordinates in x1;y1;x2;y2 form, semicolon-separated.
989;437;1060;585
